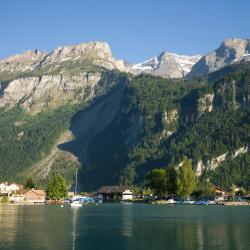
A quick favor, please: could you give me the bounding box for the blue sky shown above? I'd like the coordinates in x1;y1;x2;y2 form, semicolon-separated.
1;0;249;63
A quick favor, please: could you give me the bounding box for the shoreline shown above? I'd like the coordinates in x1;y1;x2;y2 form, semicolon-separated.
1;201;250;207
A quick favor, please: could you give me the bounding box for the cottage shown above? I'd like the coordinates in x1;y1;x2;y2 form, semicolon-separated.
97;186;133;201
14;189;46;203
214;187;226;197
24;189;46;203
214;187;228;202
10;193;25;203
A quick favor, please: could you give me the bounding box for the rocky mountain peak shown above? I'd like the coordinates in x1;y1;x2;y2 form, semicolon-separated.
0;50;47;73
0;41;128;75
42;41;113;65
188;38;250;77
0;41;129;113
221;38;246;47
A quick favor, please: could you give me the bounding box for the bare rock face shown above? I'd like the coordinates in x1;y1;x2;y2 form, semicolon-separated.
189;38;250;77
39;41;128;72
0;72;101;113
132;52;201;78
198;93;214;117
0;41;128;76
0;41;130;113
196;147;249;176
162;109;178;136
0;50;47;73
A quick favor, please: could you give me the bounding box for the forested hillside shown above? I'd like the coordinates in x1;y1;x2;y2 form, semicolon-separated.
0;59;249;190
73;64;250;190
0;105;76;182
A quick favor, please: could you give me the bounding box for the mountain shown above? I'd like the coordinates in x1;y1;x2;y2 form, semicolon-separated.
0;43;201;114
0;39;249;191
131;52;201;78
188;38;250;77
0;41;129;114
0;41;127;75
65;64;249;190
0;41;130;185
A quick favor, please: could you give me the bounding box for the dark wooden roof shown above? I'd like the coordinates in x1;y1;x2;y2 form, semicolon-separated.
97;186;131;194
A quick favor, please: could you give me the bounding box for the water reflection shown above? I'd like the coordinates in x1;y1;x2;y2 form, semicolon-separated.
0;205;18;247
71;207;80;250
121;204;133;238
0;205;250;250
196;223;204;250
0;205;73;250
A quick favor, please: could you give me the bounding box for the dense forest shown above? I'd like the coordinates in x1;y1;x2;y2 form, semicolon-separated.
0;105;76;182
81;65;250;190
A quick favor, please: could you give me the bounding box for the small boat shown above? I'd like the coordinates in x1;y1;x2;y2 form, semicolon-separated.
70;201;82;207
166;199;176;204
182;199;195;205
208;200;216;205
195;200;209;205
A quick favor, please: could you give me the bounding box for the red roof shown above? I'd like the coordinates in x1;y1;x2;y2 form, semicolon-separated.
17;189;46;196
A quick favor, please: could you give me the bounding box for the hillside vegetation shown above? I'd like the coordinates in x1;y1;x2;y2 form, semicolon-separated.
0;105;77;182
0;62;249;190
75;66;250;190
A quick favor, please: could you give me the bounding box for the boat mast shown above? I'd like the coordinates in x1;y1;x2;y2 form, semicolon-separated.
74;168;78;195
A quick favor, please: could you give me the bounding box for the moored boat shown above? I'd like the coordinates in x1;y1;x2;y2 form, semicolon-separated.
166;199;176;204
70;201;82;207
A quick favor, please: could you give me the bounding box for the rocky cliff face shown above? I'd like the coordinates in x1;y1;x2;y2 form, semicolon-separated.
196;147;249;177
0;41;127;76
189;38;250;77
0;41;130;113
38;41;128;72
162;109;178;136
0;41;202;113
198;93;214;117
0;50;47;73
132;52;201;78
0;72;101;113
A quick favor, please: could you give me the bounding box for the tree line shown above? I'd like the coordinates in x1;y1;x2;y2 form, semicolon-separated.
146;158;197;197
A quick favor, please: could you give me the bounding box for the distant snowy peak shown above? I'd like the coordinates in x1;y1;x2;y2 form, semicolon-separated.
132;52;202;78
132;56;160;71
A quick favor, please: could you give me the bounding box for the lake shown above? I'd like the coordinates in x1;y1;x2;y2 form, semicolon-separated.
0;204;250;250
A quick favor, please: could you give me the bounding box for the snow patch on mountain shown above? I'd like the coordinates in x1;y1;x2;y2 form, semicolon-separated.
132;52;202;78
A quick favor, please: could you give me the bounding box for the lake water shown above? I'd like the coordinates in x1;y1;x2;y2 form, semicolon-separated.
0;204;250;250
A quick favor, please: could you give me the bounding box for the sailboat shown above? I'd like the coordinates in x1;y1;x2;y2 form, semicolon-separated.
71;168;82;207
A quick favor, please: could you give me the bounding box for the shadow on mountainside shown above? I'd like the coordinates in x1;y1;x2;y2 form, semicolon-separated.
59;83;126;191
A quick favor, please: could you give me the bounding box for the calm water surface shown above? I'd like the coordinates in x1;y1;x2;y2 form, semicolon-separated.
0;204;250;250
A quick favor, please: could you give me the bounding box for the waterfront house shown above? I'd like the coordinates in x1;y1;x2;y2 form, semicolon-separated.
10;193;25;203
214;187;226;197
12;188;46;203
97;186;133;201
23;189;46;203
214;187;228;202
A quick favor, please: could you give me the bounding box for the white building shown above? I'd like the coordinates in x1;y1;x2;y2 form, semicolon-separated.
121;189;133;200
0;182;23;194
